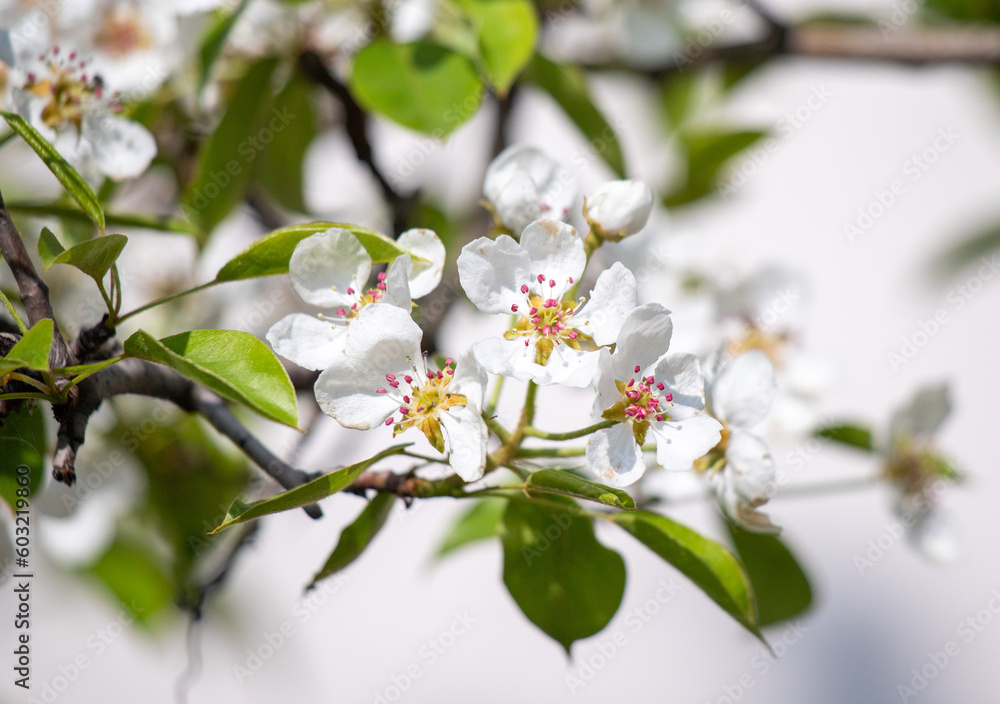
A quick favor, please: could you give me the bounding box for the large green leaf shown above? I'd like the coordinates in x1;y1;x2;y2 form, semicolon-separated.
523;55;625;177
183;57;280;237
0;402;46;510
122;329;298;427
526;469;636;510
613;511;761;639
255;74;317;213
815;423;874;452
49;234;127;281
665;128;766;206
214;221;418;282
350;39;483;135
308;492;397;588
435;497;507;557
1;111;106;235
725;520;812;627
2;319;53;373
87;537;174;623
502;498;625;652
452;0;538;93
210;444;410;533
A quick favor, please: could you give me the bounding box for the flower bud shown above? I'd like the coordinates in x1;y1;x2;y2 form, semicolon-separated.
584;179;654;240
483;145;577;234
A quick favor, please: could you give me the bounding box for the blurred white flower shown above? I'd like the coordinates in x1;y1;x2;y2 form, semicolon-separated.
483;145;577;234
584;179;654;240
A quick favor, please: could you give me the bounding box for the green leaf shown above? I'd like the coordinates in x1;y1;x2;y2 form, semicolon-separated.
198;1;250;92
665;128;766;207
214;221;418;282
255;74;317;213
436;497;507;557
210;444;411;533
526;469;636;510
308;492;396;588
11;202;196;235
183;57;280;237
725;520;812;627
0;402;46;510
924;0;1000;23
87;537;174;623
613;511;761;639
929;220;1000;280
1;111;106;234
50;234;127;281
122;329;298;427
3;319;53;372
453;0;538;93
502;497;625;652
523;55;625;177
37;227;65;268
815;423;874;452
350;40;483;135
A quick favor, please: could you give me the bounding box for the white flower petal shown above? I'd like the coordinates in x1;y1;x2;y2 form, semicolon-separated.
451;348;487;407
82;113;156;181
397;228;445;299
573;262;637;345
591;348;618;418
266;313;345;371
586;423;645;487
471;336;518;378
585;179;654;238
508;342;601;388
343;304;423;378
889;383;951;443
290;229;371;309
650;353;705;411
612;303;673;380
908;510;960;564
725;431;777;504
483;145;576;232
380;254;414;310
457;235;532;315
520;220;585;299
440;405;487;482
314;361;399;430
651;414;722;471
711;350;776;430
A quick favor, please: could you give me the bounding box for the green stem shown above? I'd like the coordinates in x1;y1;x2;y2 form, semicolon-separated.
5;202;196;234
57;355;124;389
0;392;51;402
110;264;123;320
5;373;51;394
484;374;505;417
401;450;449;465
95;278;114;320
515;446;587;458
523;419;616;441
0;290;26;333
116;281;217;323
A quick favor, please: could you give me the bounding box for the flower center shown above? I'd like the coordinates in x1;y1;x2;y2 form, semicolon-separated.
324;272;389;321
601;365;674;446
375;357;467;453
726;328;789;369
95;9;155;58
24;47;116;131
503;274;592;364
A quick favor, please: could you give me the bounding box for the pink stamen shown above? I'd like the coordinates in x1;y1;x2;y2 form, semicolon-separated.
436;371;443;379
568;331;578;339
656;382;665;391
549;279;556;288
400;407;409;415
404;375;413;384
568;277;574;284
446;358;453;366
664;393;673;402
336;308;346;316
542;325;552;336
377;272;387;282
524;340;530;346
385;417;394;426
403;395;410;403
537;274;545;283
347;287;355;295
656;414;663;422
634;365;641;374
529;307;538;315
386;374;396;381
511;304;518;313
446;368;454;375
521;284;529;294
376;388;387;394
427;372;435;379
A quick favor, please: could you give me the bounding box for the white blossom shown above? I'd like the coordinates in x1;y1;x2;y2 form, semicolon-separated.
584;179;654;240
482;145;577;234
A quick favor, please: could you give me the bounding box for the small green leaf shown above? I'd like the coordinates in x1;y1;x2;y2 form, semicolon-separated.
502;497;625;652
87;537;174;622
725;520;813;627
815;423;874;452
122;329;298;427
214;221;420;282
453;0;538;93
308;492;396;588
255;74;317;213
350;40;483;135
523;55;625;177
0;402;46;510
526;469;636;510
50;234;127;281
665;128;766;207
37;227;65;269
1;111;106;234
613;511;761;640
211;445;411;533
183;57;280;237
436;497;507;557
198;1;250;91
4;319;54;372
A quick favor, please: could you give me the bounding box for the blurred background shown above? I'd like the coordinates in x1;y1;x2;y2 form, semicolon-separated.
1;0;999;701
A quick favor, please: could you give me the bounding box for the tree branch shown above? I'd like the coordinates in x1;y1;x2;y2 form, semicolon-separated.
54;357;322;518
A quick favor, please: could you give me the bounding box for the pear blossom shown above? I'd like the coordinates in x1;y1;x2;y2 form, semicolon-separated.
315;304;488;481
483;145;577;234
9;45;156;180
458;219;636;387
584;179;654;240
880;383;961;563
702;350;780;533
586;303;723;486
267;227;444;371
